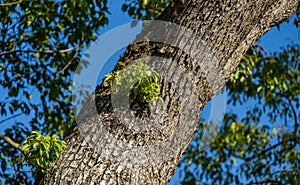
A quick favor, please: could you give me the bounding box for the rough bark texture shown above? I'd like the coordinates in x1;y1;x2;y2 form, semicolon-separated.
39;0;297;184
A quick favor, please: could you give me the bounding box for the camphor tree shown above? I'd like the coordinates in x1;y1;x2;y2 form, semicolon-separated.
0;0;299;184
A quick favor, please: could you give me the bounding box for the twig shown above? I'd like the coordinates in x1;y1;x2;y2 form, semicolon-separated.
231;152;247;160
56;49;79;74
257;44;273;58
288;98;299;144
0;46;79;56
0;63;23;77
12;157;24;184
241;141;284;161
247;180;282;185
0;133;25;154
0;113;23;125
261;141;284;154
271;169;294;177
0;0;27;7
1;46;80;76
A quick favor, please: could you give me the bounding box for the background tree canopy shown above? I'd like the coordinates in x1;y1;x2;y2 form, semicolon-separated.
180;44;300;184
0;0;299;184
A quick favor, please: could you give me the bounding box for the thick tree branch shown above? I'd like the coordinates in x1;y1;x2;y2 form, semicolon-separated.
40;0;299;184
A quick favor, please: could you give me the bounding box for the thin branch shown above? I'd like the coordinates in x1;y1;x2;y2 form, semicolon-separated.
56;49;79;74
0;113;23;125
1;46;80;76
231;152;247;160
261;141;284;154
0;0;28;7
0;64;23;77
241;141;284;161
257;44;273;58
0;133;25;154
13;157;24;184
271;169;295;177
0;46;79;56
57;14;106;76
247;180;281;185
288;98;299;141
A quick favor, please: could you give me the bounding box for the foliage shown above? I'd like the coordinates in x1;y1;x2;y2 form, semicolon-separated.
21;131;66;174
122;0;172;20
179;45;300;184
104;61;162;106
0;0;109;184
130;74;161;104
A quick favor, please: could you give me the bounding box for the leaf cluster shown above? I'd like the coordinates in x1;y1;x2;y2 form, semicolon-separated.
104;61;162;106
21;131;66;174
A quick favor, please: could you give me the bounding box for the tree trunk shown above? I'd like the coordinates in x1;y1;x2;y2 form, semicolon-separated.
39;0;297;184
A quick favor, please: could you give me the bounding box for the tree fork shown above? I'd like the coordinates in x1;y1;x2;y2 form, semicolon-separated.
39;0;298;184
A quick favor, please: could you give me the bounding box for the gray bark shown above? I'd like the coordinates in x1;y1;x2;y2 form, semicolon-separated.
39;0;297;184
